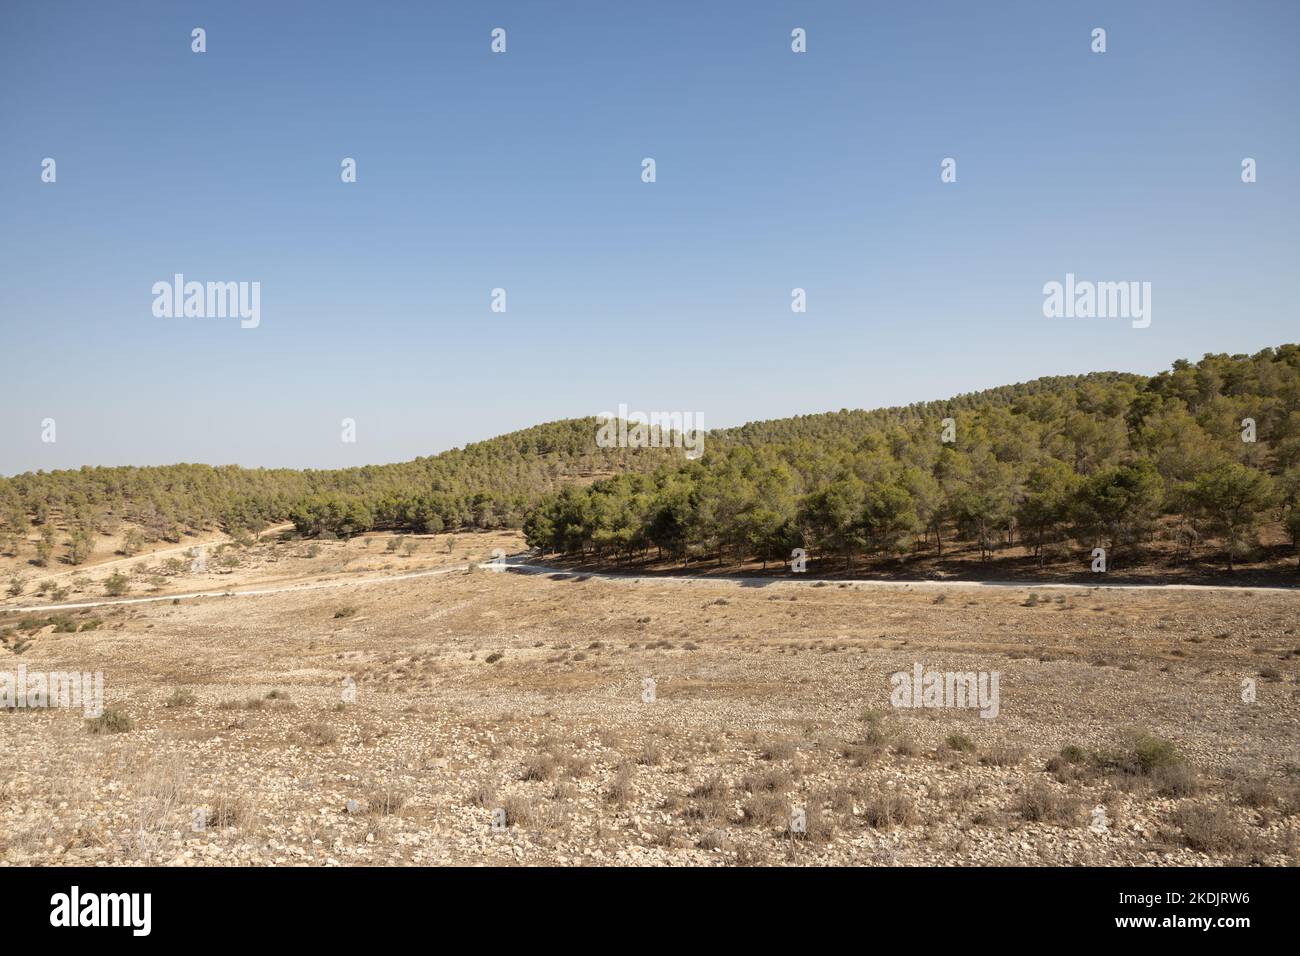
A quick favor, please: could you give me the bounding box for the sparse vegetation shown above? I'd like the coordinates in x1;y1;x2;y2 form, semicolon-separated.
862;792;918;829
1173;805;1247;853
164;688;197;708
86;708;132;734
945;733;975;753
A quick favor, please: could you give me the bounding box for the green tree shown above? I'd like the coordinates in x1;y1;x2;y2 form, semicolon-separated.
799;476;866;568
66;526;95;565
1186;462;1275;571
1074;460;1164;567
1017;461;1082;567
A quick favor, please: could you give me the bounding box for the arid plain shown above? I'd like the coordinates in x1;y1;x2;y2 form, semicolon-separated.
2;530;1298;867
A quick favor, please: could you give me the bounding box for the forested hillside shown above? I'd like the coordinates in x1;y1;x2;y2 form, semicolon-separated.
0;419;675;566
526;347;1300;575
4;346;1299;576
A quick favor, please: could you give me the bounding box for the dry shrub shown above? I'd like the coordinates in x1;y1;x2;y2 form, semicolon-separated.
1233;779;1276;808
892;734;922;758
1173;805;1246;853
300;721;338;746
788;795;836;843
698;828;731;851
863;722;891;748
741;792;790;828
862;791;918;829
560;754;591;779
840;742;885;767
365;787;406;816
210;791;252;829
945;733;975;753
1014;782;1083;825
502;794;537;826
760;740;798;761
521;753;558;782
980;744;1025;767
1151;762;1199;798
551;780;577;801
86;708;132;734
164;688;197;708
607;762;636;806
741;768;793;796
132;756;187;860
685;775;730;822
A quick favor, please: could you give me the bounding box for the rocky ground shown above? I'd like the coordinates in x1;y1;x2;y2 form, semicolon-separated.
1;532;1298;866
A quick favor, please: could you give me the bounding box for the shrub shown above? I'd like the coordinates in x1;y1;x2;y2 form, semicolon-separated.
683;776;730;823
1174;805;1246;853
1014;782;1083;825
1234;779;1276;808
521;754;558;781
698;829;730;851
86;708;132;734
209;792;251;829
366;787;406;816
607;762;636;806
1090;731;1185;777
1151;762;1200;797
1130;731;1182;774
980;745;1025;767
742;768;793;795
103;572;129;596
1059;744;1087;764
301;721;338;746
945;733;975;753
862;792;918;829
740;793;790;827
760;740;797;761
892;734;922;757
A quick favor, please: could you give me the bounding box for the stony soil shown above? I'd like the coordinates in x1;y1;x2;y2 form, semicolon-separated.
2;532;1298;867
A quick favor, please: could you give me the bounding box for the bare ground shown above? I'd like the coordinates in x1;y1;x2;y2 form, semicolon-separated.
2;532;1298;867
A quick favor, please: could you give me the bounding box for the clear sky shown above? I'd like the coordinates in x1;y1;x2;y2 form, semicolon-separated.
2;0;1297;475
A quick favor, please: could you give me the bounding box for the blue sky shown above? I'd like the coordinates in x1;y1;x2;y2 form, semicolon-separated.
2;0;1297;474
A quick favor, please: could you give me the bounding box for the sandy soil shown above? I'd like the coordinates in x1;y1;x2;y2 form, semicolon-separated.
1;532;1298;867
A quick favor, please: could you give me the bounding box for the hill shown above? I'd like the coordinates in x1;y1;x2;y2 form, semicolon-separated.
2;346;1298;578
